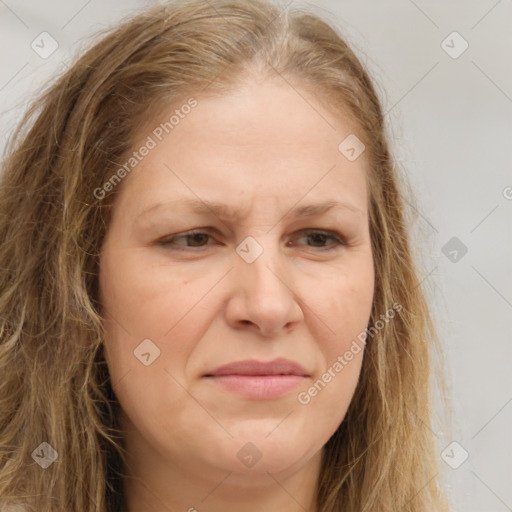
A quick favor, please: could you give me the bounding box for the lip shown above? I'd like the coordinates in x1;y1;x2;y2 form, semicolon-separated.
203;358;309;400
204;358;309;377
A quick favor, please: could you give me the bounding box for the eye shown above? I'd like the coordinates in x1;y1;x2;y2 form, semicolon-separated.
292;229;347;250
157;229;347;251
158;230;213;249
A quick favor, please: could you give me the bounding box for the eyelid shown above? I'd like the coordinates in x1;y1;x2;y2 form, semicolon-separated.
157;227;348;250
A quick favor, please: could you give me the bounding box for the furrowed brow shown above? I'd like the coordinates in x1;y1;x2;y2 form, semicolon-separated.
138;198;363;221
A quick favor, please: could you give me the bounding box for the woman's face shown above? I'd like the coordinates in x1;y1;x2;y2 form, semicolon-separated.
99;76;374;484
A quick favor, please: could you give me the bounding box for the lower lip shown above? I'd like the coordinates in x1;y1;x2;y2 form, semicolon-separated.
204;375;307;400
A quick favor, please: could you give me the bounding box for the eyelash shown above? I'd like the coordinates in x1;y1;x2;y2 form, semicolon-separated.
157;229;347;251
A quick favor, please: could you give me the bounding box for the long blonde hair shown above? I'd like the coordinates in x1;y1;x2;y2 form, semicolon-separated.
0;0;450;510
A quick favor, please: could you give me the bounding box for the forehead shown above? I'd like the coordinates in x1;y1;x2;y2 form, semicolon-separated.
114;78;370;219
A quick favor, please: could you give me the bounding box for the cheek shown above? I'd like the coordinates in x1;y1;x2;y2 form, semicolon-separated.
316;252;374;343
296;275;372;434
98;250;218;384
307;255;373;395
98;261;202;434
99;247;201;339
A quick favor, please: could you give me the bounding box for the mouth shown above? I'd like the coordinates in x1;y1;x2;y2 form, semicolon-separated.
203;358;309;400
204;357;309;377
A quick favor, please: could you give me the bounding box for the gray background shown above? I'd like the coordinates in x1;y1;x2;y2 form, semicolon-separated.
1;1;511;511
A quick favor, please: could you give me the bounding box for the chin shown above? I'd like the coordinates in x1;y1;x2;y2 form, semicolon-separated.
214;434;315;479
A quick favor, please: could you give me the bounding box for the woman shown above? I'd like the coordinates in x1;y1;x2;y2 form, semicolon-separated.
0;0;450;510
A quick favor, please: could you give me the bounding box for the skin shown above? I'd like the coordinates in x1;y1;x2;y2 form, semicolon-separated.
98;73;375;512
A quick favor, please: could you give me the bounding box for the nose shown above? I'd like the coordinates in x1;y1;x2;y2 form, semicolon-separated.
224;238;304;337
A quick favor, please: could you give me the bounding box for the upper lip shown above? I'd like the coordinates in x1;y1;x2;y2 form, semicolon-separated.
204;358;309;377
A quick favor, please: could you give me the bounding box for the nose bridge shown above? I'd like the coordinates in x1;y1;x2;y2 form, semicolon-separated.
237;231;288;295
230;230;302;335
